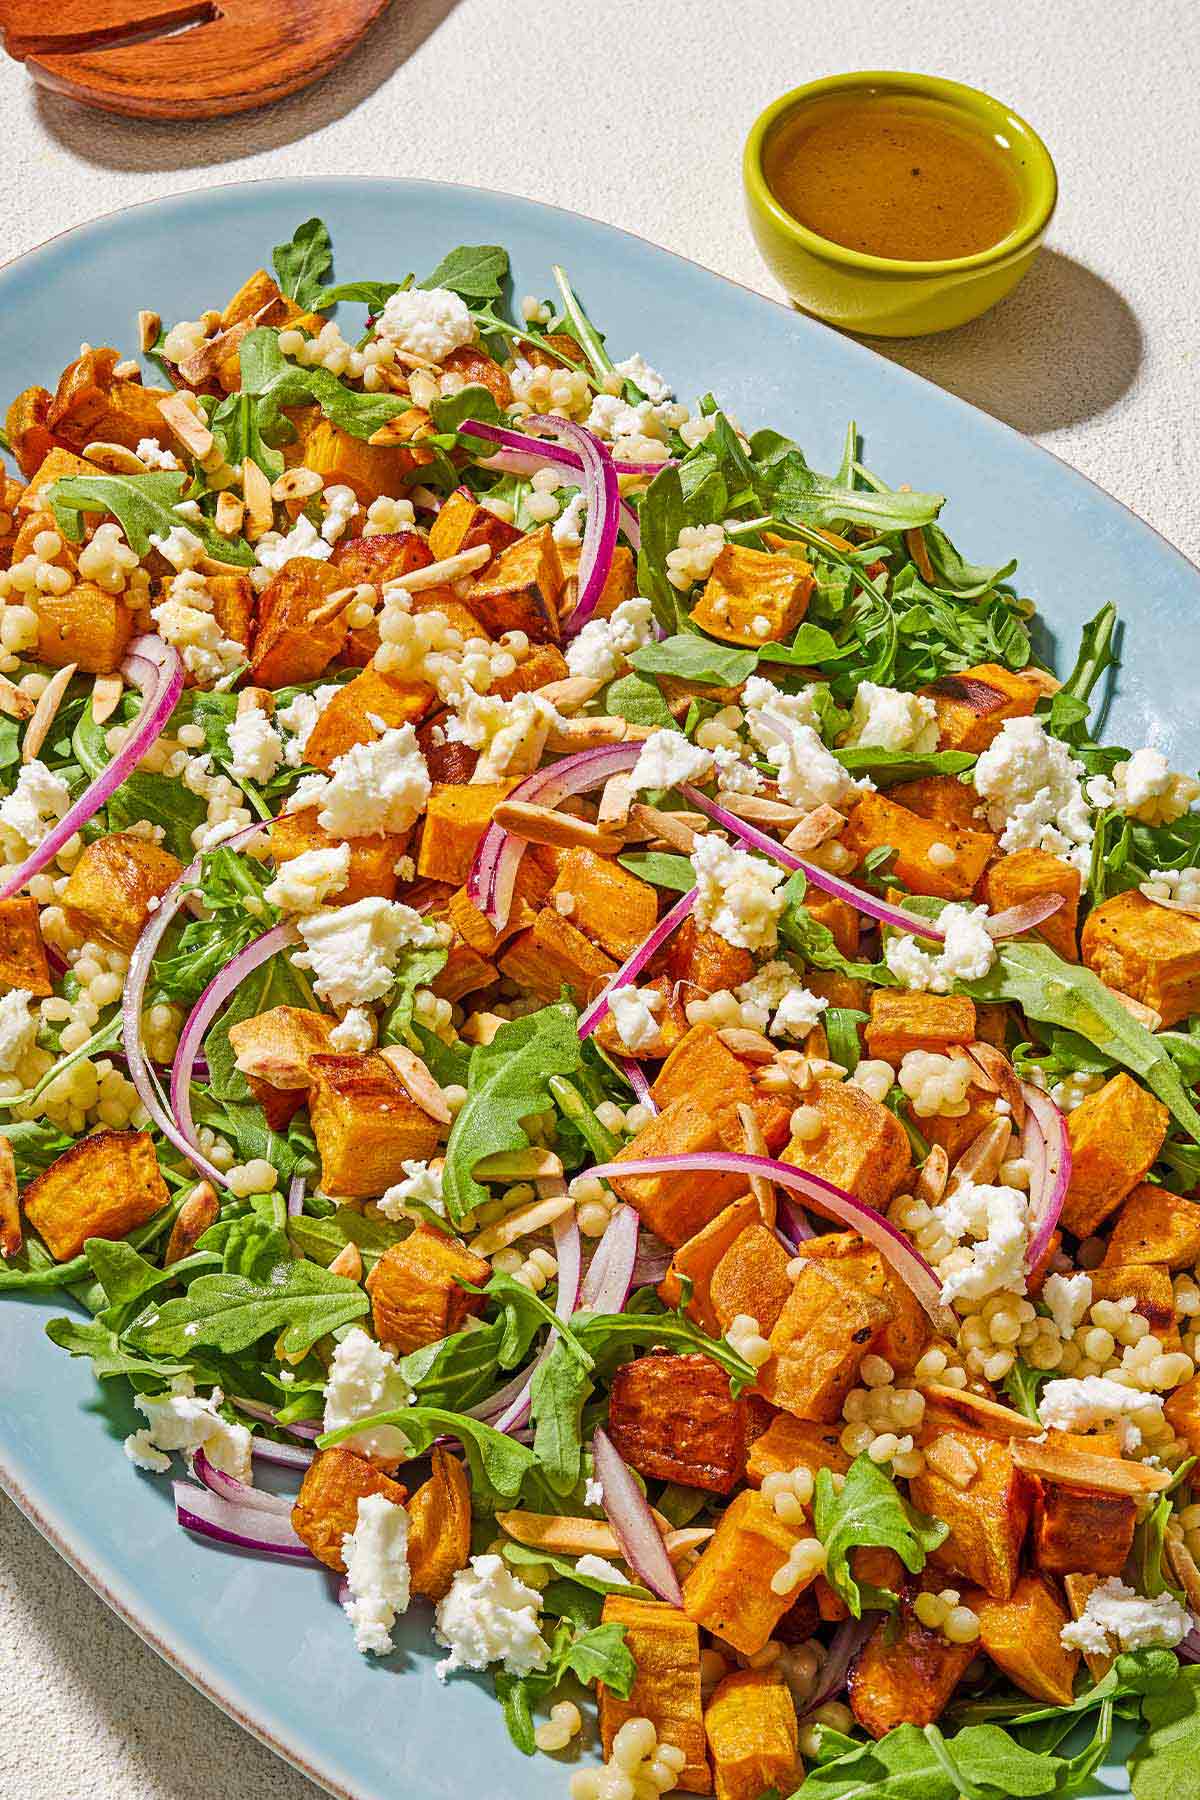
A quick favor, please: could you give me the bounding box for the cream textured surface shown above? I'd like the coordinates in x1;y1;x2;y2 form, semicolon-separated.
0;2;1196;1795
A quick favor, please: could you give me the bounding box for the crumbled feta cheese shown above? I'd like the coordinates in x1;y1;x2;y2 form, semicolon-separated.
1038;1375;1164;1451
321;484;359;546
434;1554;550;1680
288;724;430;838
378;1159;446;1222
148;522;204;571
0;988;35;1074
741;675;823;745
765;718;855;811
251;513;334;591
263;843;351;914
608;984;664;1052
691;835;787;953
613;353;673;404
552;490;587;546
1060;1577;1191;1655
713;746;762;794
277;684;340;767
629;728;714;792
446;692;560;782
931;1180;1030;1304
885;903;997;994
587;392;676;446
0;760;70;853
322;1327;413;1463
584;1476;604;1508
1043;1271;1093;1340
123;1378;252;1483
341;1492;411;1655
329;1005;376;1053
842;682;938;754
1088;747;1200;826
974;717;1095;876
226;707;284;784
574;1553;628;1586
564;598;655;681
135;437;181;471
151;571;244;687
735;962;827;1037
295;897;441;1009
377;287;476;362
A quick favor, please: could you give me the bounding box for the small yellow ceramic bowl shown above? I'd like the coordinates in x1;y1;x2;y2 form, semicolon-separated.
743;71;1057;337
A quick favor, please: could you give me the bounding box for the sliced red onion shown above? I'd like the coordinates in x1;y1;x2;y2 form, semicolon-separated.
476;446;643;550
230;1395;322;1440
802;1616;876;1715
171;921;299;1158
620;1058;659;1112
1020;1081;1071;1271
287;1173;306;1219
462;418;671;478
629;1237;672;1288
521;415;618;636
592;1427;684;1607
488;1204;583;1436
468;742;642;929
588;1150;955;1332
0;636;183;901
193;1448;293;1513
1180;1625;1200;1664
579;1204;640;1313
777;1196;816;1245
251;1437;314;1471
122;821;265;1186
985;895;1066;940
680;785;946;942
173;1479;315;1560
578;889;698;1039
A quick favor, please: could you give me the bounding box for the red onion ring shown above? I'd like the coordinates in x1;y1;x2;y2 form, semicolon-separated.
620;1059;658;1112
287;1173;306;1219
777;1196;816;1246
0;636;183;901
579;1204;640;1313
193;1448;292;1513
588;1150;955;1332
578;889;698;1039
251;1437;313;1471
984;895;1067;939
1020;1081;1071;1271
462;418;671;479
802;1615;876;1715
173;1479;315;1560
488;1203;582;1437
520;415;618;636
592;1427;684;1607
475;447;643;551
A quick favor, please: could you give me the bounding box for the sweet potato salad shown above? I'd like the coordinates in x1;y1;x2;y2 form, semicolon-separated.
5;218;1200;1798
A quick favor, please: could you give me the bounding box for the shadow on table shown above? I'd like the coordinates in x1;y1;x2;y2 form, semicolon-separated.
31;0;459;172
865;250;1143;436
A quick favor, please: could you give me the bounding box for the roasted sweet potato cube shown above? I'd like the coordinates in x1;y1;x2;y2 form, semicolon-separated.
805;969;870;1013
651;1024;759;1149
843;789;995;899
667;917;754;997
1082;889;1200;1028
864;991;977;1063
498;907;618;1006
909;1427;1032;1599
220;268;286;328
704;1669;799;1800
981;849;1081;961
1033;1482;1136;1577
1061;1075;1168;1238
610;1095;745;1246
427;486;523;563
758;1259;892;1422
889;774;983;831
0;476;22;564
303;417;419;504
62;832;183;950
36;580;134;672
709;1224;794;1336
308;1053;441;1198
408;1446;472;1599
0;897;52;996
1104;1182;1200;1270
658;1193;762;1332
333;527;433;585
1088;1261;1175;1333
491;642;570;701
780;1080;912;1221
23;1128;168;1261
974;1573;1079;1705
226;1005;337;1092
47;347;174;453
556;543;637;624
600;1597;710;1794
290;1449;409;1572
848;1595;977;1737
921;664;1045;754
798;1233;929;1373
302;666;432;771
18;446;97;510
5;387;58;478
440;346;514;408
549;848;658;960
430;940;496;1001
366;1224;489;1354
744;1413;850;1487
684;1488;814;1657
418;782;514;884
208;572;254;649
268;809;405;904
465;526;564;642
691;545;812;649
1164;1374;1200;1458
250;557;348;687
804;894;861;959
608;1352;748;1494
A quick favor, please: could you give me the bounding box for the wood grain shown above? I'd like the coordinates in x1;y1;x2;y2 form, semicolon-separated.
0;0;392;119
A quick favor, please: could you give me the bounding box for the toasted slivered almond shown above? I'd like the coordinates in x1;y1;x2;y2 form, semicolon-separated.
461;1011;507;1047
1011;1439;1171;1494
236;686;275;718
271;466;324;504
962;1041;1025;1129
137;309;161;353
384;543;492;591
717;1027;775;1062
197;553;255;578
735;1099;775;1225
722;793;810;827
473;1147;565;1182
470;1189;574;1257
0;675;35;722
22;663;77;764
620;722;657;741
378;1042;452;1124
242;457;274;540
306;585;362;630
158;391;215;461
82;440;148;474
923;1435;979;1489
163;1181;219;1267
497;1510;713;1561
597;771;636;831
627;803;702;853
782;804;847;854
904;523;936;585
920;1382;1042;1440
387;346;441;373
329;1242;364;1283
545;716;633;751
947;1115;1013;1193
0;1136;19;1258
1104;984;1162;1031
215;491;246;536
368;411;433;449
913;1142;949;1207
491;801;623;854
406;370;440;412
538;676;606;714
1022;666;1061;696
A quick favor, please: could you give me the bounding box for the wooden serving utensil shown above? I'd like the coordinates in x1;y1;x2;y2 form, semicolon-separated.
0;0;392;119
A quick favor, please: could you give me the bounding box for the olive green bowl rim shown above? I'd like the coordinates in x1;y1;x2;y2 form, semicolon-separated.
743;70;1059;279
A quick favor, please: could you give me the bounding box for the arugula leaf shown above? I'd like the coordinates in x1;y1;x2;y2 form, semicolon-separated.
1001;1359;1048;1423
617;851;696;892
954;1648;1179;1729
44;1315;192;1382
286;1204;406;1274
825;1007;867;1073
495;1617;635;1754
322;278;407;311
1042;602;1119;748
749;429;944;534
272;217;334;310
921;521;1018;598
429;385;505;436
237;328;406;449
377;943;449;1046
320;1403;536;1512
636;465;687;633
779;872;891;982
442;1002;584;1225
48;471;254;567
758;621;848;667
1131;1666;1200;1800
208;387;286;481
109;769;209;861
502;1539;646;1600
814;1455;948;1616
392;1321;507;1412
604;670;675;730
631;634;758;688
126;1259;368;1359
421;245;509;301
835;746;977;786
804;1720;1065;1799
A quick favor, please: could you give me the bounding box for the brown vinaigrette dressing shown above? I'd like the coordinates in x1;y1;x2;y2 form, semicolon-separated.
764;94;1024;262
